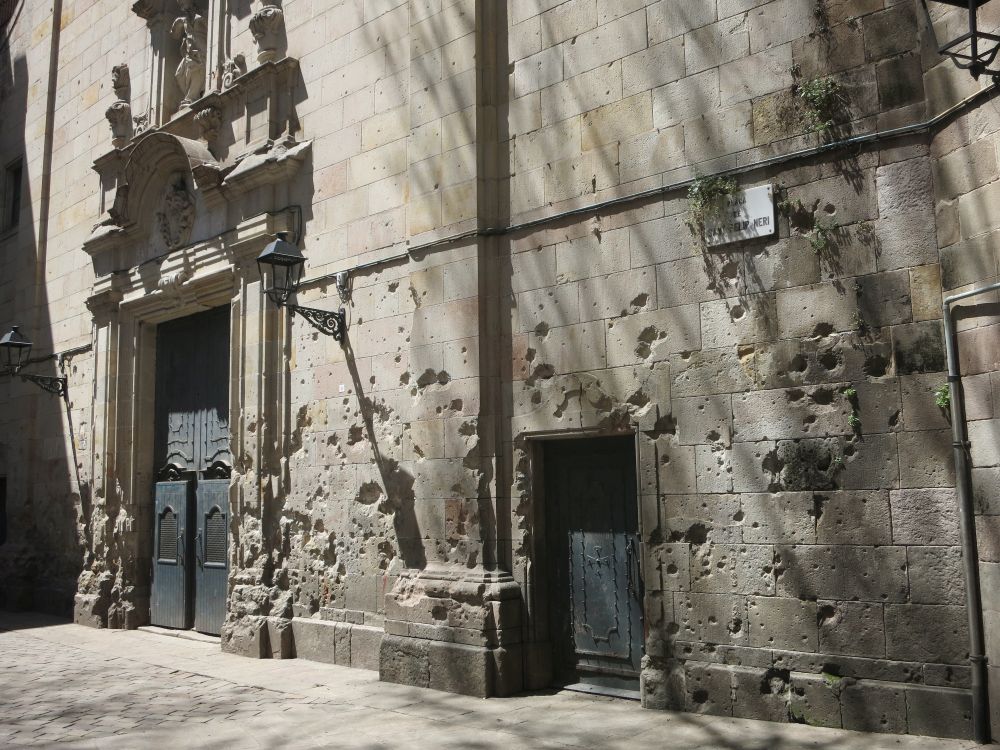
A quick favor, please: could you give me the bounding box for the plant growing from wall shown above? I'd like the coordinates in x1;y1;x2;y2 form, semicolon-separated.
687;174;739;230
797;76;845;133
808;218;835;254
842;385;862;434
935;383;951;410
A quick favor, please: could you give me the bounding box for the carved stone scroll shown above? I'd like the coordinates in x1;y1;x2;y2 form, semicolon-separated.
221;55;247;90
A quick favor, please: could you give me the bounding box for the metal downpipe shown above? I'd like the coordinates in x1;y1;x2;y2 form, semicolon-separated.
943;283;1000;744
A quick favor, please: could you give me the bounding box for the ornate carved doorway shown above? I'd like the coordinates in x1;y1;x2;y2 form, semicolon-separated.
544;436;644;697
150;306;231;635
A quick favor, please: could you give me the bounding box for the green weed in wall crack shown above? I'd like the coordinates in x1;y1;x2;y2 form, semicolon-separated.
935;384;951;410
797;76;845;133
687;174;738;229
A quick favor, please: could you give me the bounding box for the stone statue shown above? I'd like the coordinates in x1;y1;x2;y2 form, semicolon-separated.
156;178;195;250
106;64;132;147
171;0;208;107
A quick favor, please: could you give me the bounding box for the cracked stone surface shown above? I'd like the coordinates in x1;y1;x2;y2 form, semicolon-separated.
0;612;989;750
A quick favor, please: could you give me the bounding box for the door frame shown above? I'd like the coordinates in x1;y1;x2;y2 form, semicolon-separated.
519;427;647;694
84;212;292;629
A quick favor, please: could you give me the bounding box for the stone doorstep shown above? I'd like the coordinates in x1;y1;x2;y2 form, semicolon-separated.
137;625;221;644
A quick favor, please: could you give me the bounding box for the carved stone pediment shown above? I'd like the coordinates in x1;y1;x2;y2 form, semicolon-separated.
84;132;219;272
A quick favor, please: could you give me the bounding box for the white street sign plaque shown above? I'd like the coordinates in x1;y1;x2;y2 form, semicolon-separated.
704;184;776;247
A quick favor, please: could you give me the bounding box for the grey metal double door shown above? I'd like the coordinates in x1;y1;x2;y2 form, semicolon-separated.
150;307;231;636
544;437;644;694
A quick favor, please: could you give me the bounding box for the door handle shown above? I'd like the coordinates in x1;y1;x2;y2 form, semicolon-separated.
625;537;641;599
196;530;203;567
177;528;185;565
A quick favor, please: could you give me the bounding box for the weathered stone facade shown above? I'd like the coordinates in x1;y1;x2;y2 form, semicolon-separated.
2;0;1000;740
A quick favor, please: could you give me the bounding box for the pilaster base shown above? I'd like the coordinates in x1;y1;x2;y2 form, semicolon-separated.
379;564;524;698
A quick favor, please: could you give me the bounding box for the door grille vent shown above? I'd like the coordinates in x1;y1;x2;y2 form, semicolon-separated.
158;508;177;562
205;507;226;565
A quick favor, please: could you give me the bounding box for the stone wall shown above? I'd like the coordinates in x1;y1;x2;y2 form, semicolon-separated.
0;0;997;741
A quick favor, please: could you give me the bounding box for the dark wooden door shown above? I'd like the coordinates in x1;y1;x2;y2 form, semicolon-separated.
544;436;643;694
150;306;231;635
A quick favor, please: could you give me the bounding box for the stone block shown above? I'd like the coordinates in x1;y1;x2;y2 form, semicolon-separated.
974;467;1000;514
648;1;716;45
884;604;969;664
840;679;907;734
695;444;733;493
748;596;817;652
730;440;778;493
350;624;382;671
492;645;524;697
875;212;939;272
900;374;954;431
720;45;793;106
856;271;912;330
623;37;686;98
291;618;338;664
672;394;733;446
941;232;1000;291
789;673;842;728
700;294;778;350
671;348;757;398
814;490;892;545
890;488;959;545
685;16;749;75
817;601;886;658
380;634;430;688
684;662;735;716
897;431;955;489
578;268;656;322
267;617;294;659
662;494;742;545
959;325;1000;378
959;179;1000;239
684;102;754;163
934;137;999;203
910;264;943;322
652;69;720;129
970;418;1000;468
877;54;924;111
741;492;817;544
652;255;722;309
606;305;701;367
428;640;494;698
733;385;853;443
863;2;917;60
776;283;859;339
732;666;790;723
673;592;749;647
775;545;908;602
905;685;973;740
908;547;966;606
690;543;775;596
221;616;268;659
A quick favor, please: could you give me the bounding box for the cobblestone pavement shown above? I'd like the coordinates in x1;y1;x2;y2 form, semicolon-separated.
0;612;995;750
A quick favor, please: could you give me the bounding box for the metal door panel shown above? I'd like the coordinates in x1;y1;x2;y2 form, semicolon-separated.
151;480;191;629
545;437;643;692
194;479;229;635
151;306;231;632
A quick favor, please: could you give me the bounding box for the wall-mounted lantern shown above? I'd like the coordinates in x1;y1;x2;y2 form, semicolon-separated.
921;0;1000;79
257;234;347;342
0;326;68;398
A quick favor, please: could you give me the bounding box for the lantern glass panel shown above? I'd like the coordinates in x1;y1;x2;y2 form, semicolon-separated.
0;326;32;371
257;234;306;306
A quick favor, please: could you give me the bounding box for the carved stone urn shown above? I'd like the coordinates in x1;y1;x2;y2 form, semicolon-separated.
249;3;284;64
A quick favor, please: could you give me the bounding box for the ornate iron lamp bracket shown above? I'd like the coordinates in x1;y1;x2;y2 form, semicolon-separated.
287;305;347;341
19;372;69;399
